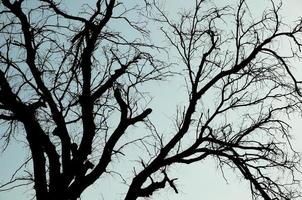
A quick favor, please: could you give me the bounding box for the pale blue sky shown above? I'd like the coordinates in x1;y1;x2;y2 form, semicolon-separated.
1;1;302;200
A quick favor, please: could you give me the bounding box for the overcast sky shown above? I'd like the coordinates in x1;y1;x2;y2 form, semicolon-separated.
1;0;302;200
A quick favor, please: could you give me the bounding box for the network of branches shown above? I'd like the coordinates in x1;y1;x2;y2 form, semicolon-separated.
1;0;302;200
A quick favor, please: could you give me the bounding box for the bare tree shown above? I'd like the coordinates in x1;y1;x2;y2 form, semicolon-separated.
0;0;302;200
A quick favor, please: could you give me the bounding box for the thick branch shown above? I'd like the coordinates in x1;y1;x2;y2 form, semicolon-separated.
2;0;71;177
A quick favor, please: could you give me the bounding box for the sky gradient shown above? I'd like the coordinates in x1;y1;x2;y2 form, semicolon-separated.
1;0;302;200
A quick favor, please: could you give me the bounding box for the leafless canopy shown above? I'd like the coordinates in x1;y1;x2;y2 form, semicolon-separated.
1;0;302;200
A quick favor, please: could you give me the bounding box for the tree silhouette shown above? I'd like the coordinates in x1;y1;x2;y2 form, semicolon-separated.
1;0;302;200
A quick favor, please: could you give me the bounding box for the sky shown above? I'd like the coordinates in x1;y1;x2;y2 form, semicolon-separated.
1;0;302;200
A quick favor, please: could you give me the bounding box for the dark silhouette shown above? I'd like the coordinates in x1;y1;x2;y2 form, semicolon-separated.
1;0;302;200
